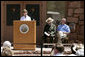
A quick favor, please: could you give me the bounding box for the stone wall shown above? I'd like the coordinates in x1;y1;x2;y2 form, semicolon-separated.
47;1;66;18
67;1;84;43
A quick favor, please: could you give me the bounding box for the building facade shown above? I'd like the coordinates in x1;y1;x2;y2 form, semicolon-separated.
1;1;84;43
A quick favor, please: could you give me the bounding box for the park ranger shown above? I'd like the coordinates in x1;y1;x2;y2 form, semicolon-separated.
20;9;31;21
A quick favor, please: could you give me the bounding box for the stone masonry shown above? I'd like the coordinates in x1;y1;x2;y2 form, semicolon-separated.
67;1;84;43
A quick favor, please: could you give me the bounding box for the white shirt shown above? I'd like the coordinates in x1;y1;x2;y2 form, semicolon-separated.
68;54;77;56
76;48;84;56
20;15;31;21
54;53;65;56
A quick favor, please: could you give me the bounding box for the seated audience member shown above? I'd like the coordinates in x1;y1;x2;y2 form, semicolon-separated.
43;17;56;43
71;40;84;56
1;41;14;56
57;18;70;43
52;43;65;56
76;48;84;56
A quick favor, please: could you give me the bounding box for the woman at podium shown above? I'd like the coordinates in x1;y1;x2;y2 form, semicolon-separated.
20;9;31;21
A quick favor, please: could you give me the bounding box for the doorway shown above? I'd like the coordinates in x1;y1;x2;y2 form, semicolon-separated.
1;1;46;43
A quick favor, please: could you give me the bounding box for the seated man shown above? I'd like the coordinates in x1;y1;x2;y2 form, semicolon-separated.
57;18;70;43
43;17;56;43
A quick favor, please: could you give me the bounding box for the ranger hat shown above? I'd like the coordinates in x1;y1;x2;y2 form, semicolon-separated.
23;9;28;13
46;17;54;23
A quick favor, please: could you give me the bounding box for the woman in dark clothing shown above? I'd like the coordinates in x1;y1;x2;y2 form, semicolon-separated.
43;17;56;43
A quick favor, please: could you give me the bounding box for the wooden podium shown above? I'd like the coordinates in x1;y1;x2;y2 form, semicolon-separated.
13;21;36;50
